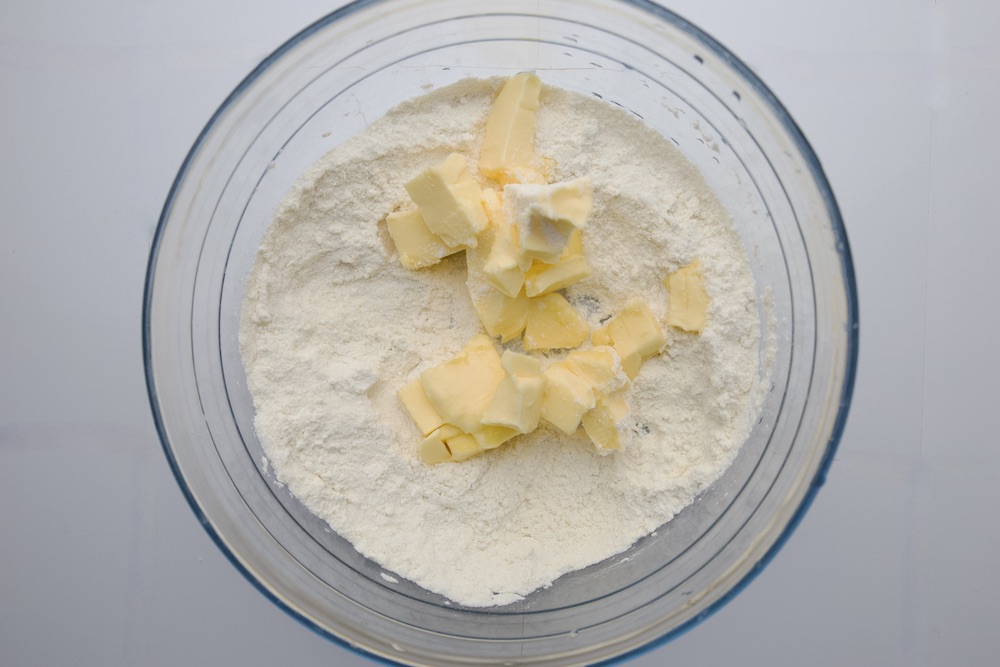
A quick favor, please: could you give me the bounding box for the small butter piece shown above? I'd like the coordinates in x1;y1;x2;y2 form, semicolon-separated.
418;424;464;464
607;318;643;380
481;189;526;297
523;293;589;351
443;432;482;462
581;394;630;453
405;153;488;248
563;346;629;396
524;255;592;297
618;298;666;358
385;209;461;270
482;351;546;433
470;425;519;450
504;178;593;263
541;365;597;434
666;260;709;332
419;335;505;433
470;285;529;342
480;72;542;184
398;378;445;436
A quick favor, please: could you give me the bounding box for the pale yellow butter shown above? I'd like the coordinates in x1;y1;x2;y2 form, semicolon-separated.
540;365;597;434
442;432;482;462
398;378;445;436
480;72;542;184
563;346;629;396
405;153;488;249
581;393;630;453
385;209;461;270
482;351;546;433
524;255;592;297
618;297;666;357
504;178;593;263
469;425;519;450
419;334;505;433
523;293;590;351
418;424;464;464
666;260;709;332
480;188;526;297
471;285;529;342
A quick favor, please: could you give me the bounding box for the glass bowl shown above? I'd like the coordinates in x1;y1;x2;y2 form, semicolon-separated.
143;1;858;665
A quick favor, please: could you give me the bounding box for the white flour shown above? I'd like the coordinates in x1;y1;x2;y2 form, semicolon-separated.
239;78;763;607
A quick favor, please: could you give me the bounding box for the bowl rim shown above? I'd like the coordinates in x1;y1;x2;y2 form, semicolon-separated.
143;0;859;664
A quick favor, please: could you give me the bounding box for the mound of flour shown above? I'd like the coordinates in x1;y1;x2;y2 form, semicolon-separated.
239;78;763;607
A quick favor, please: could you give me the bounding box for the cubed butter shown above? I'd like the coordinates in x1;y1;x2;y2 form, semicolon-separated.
405;153;488;249
605;318;643;380
470;425;519;450
398;378;445;436
581;394;630;453
540;365;597;434
666;260;709;332
469;284;529;342
563;346;628;396
482;351;546;433
419;334;505;433
385;209;461;270
504;178;593;263
418;424;464;464
618;298;666;357
523;293;590;351
442;432;483;462
480;72;542;184
524;255;592;297
481;190;526;297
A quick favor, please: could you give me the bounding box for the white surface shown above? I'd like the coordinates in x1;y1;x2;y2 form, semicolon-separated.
1;1;998;665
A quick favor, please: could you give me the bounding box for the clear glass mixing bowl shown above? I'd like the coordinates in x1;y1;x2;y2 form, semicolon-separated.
144;1;858;664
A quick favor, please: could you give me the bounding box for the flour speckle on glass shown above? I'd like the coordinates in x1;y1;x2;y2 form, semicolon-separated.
239;77;766;608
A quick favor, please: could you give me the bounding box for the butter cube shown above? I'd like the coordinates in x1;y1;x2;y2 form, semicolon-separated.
563;346;628;396
470;425;519;450
541;365;597;434
385;209;461;270
480;72;542;184
442;432;483;462
666;260;709;332
481;189;526;297
618;298;666;357
524;255;592;297
418;424;464;464
482;351;546;433
419;334;505;433
523;293;590;351
398;378;445;436
405;153;488;248
469;284;529;342
606;318;643;380
581;393;630;453
504;178;593;263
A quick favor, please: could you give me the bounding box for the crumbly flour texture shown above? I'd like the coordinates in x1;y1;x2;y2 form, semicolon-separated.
240;79;763;607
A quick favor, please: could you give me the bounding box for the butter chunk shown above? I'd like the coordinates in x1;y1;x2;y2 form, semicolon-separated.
504;178;593;263
470;425;519;450
581;393;630;453
442;433;482;462
385;209;461;270
524;255;592;297
470;284;529;342
666;260;709;332
563;346;629;396
597;318;643;380
541;365;597;434
419;335;505;433
523;293;589;351
398;378;445;436
480;72;542;184
618;298;666;357
481;189;526;297
418;424;464;464
405;153;488;248
482;351;546;433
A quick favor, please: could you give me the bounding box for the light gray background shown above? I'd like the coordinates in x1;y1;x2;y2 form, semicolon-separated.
2;0;998;665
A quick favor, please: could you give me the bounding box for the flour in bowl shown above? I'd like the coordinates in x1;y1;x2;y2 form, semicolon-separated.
239;78;764;607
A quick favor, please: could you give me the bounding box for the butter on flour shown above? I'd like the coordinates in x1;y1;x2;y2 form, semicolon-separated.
239;78;764;607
